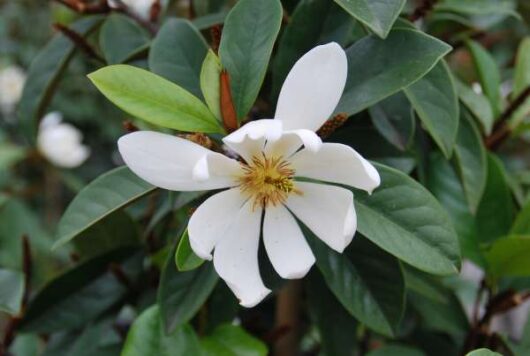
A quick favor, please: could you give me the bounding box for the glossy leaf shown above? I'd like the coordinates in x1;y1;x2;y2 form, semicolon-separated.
18;16;103;141
149;19;208;98
475;154;514;244
99;14;149;64
307;232;405;336
19;248;143;333
175;229;205;271
454;108;487;213
219;0;282;120
455;78;494;135
466;40;502;117
200;50;223;120
122;306;202;356
355;163;461;275
201;324;268;356
369;92;415;151
88;65;223;133
485;236;530;278
336;29;451;116
54;166;156;250
271;0;355;100
404;61;459;157
334;0;406;38
0;268;24;315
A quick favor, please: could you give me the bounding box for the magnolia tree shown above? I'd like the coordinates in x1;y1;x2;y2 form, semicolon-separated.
1;0;530;355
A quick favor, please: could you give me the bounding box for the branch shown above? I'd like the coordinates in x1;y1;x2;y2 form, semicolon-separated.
53;23;105;63
408;0;438;22
53;0;109;13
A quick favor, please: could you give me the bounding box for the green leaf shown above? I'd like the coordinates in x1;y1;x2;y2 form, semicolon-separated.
307;233;405;337
513;38;530;98
122;306;202;356
54;166;156;250
271;0;355;100
200;50;223;120
0;268;24;315
19;248;143;333
149;19;208;98
465;348;503;356
511;201;530;235
219;0;282;120
355;163;461;275
436;0;519;18
88;64;222;133
485;236;530;278
366;345;426;356
18;16;103;141
175;229;205;271
99;14;149;65
201;324;267;356
336;29;452;116
404;61;459;157
158;236;218;333
306;272;357;356
334;0;406;39
369;92;415;151
476;154;514;244
466;40;502;117
455;78;494;135
0;143;26;170
454;108;487;213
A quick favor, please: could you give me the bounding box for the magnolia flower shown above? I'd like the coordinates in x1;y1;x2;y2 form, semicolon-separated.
108;0;155;19
0;65;26;114
118;43;381;307
37;112;90;168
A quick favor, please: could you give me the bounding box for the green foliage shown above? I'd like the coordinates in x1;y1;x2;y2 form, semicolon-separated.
0;268;24;315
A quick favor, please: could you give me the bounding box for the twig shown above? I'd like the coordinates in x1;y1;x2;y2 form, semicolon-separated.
109;263;134;291
21;235;32;309
210;25;222;55
408;0;438;22
53;0;109;14
274;280;303;356
53;23;105;63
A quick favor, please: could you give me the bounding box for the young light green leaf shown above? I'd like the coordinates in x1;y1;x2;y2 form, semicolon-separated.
454;108;487;214
54;166;156;250
122;306;202;356
219;0;282;120
334;0;406;39
18;16;103;141
0;268;24;315
455;78;494;135
149;19;208;99
99;14;150;65
175;229;205;271
465;349;503;356
335;29;452;116
355;163;461;275
466;40;502;117
200;50;223;120
404;61;459;158
485;236;530;279
201;324;268;356
88;65;223;133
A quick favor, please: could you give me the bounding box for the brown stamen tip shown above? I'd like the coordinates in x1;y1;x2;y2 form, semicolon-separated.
179;133;213;150
317;113;348;139
220;70;239;133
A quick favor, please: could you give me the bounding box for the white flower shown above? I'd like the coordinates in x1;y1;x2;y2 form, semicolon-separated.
108;0;155;19
118;43;381;307
37;112;90;168
0;65;26;114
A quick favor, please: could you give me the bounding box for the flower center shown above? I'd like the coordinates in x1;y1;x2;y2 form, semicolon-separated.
238;154;298;209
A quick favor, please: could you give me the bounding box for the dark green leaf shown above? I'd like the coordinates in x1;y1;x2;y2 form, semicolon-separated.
336;29;451;116
367;345;426;356
219;0;282;120
54;166;156;250
436;0;519;18
0;268;24;315
355;163;461;275
18;16;103;141
334;0;406;38
19;248;143;333
201;324;267;356
88;65;223;133
455;78;494;135
122;306;202;356
99;14;149;64
175;229;205;271
511;201;530;234
485;236;530;278
149;19;208;98
511;37;530;124
404;61;459;157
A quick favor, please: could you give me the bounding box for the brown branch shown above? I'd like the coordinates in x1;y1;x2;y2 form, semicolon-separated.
210;25;223;55
53;23;105;63
274;281;303;356
53;0;109;14
21;235;32;310
408;0;438;22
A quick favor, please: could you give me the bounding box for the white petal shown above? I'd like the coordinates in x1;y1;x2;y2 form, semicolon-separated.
213;201;270;307
263;204;315;279
275;43;347;132
188;188;246;260
264;129;322;159
118;131;242;191
285;182;356;253
222;119;282;162
37;120;90;168
290;143;380;194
